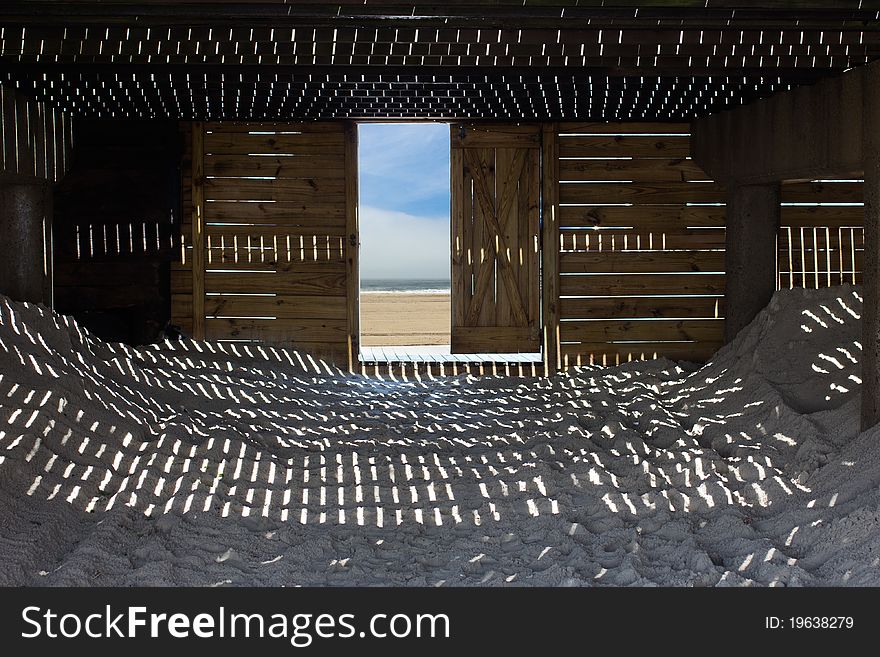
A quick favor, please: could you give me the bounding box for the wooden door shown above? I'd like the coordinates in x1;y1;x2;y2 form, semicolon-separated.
450;124;541;353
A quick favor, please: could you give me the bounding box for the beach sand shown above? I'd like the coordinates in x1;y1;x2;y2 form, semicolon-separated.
360;292;450;346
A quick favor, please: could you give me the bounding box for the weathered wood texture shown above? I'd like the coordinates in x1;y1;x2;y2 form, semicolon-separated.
556;121;865;366
0;85;72;183
450;123;542;354
171;121;352;361
541;122;560;373
557;122;724;366
4;4;878;124
344;122;359;370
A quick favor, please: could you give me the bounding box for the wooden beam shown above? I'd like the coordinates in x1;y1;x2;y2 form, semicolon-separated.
344;121;359;371
691;64;866;184
541;122;560;374
191;120;206;340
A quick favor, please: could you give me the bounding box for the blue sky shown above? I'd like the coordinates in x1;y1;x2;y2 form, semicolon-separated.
358;123;451;280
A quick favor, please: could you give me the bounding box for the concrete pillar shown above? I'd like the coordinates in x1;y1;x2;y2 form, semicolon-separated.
724;182;780;343
861;68;880;431
0;175;52;305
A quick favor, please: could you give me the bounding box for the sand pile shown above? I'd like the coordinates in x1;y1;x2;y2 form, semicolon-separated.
0;286;878;586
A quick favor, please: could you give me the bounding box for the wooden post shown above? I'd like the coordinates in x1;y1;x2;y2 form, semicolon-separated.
344;122;359;369
724;182;780;343
191;121;205;340
541;122;560;374
862;66;880;430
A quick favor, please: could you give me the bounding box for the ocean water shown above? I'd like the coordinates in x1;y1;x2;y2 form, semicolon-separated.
361;279;450;294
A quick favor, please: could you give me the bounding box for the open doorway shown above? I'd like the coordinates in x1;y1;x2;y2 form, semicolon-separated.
358;123;451;356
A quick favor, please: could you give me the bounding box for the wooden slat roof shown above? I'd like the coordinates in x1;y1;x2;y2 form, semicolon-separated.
2;1;878;120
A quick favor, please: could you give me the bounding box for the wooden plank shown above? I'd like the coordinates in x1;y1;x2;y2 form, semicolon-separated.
204;132;345;156
45;105;58;183
204;177;345;201
344;121;359;368
204;269;346;296
560;250;725;274
452;124;541;149
451;140;468;335
451;326;540;353
558;122;691;135
560;318;724;343
560;229;726;251
467;147;530;328
53;283;162;309
467;147;496;329
206;224;347;239
560;273;726;296
205;256;346;272
560;296;722;320
542;122;561;372
780;205;864;226
781;181;863;204
15;92;35;177
559;157;709;182
191;121;206;340
171;294;192;322
205;155;345;178
525;142;541;350
558;136;691;158
206;122;343;134
33;102;45;181
559;204;725;228
53;261;162;287
559;181;725;205
205;201;346;223
560;341;722;364
495;147;515;328
205;318;348;342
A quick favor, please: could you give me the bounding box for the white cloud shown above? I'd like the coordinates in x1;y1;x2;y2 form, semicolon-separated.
359;205;450;280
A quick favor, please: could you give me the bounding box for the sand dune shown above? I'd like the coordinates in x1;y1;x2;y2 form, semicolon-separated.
0;286;878;586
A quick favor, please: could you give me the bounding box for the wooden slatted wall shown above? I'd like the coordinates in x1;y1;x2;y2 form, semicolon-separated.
0;85;72;182
556;122;725;366
554;124;865;367
778;181;864;290
171;121;354;362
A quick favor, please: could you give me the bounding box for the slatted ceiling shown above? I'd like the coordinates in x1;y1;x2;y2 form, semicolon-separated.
0;70;804;121
2;3;878;120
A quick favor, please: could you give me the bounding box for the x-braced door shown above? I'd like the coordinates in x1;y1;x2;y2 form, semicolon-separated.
450;124;541;353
